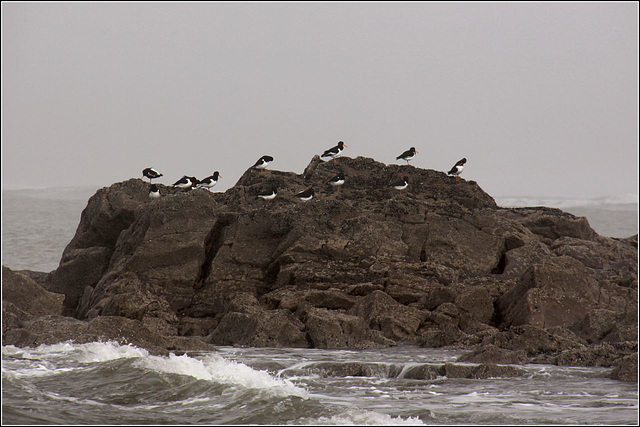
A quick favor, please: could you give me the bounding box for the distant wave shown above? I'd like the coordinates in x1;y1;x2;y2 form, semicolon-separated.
495;194;638;209
3;185;102;200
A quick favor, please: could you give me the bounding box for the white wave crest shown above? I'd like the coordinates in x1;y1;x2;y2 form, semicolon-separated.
293;409;426;425
3;341;149;363
3;341;308;398
134;352;309;399
2;341;148;378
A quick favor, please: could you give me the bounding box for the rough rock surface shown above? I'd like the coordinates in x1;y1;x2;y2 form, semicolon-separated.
2;156;637;380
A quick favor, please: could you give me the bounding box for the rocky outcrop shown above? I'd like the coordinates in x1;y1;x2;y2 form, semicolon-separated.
3;315;215;356
278;360;523;380
2;155;637;380
610;352;638;382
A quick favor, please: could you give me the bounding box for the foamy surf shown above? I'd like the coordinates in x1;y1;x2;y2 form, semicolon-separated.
292;409;426;425
134;352;309;399
2;341;308;399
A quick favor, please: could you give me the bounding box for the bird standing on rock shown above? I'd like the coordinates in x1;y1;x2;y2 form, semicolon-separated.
142;167;163;183
257;189;278;200
173;176;198;189
392;176;409;190
396;147;418;165
321;141;347;164
447;158;467;182
294;188;315;201
196;171;221;190
149;184;160;199
253;156;274;169
328;173;345;193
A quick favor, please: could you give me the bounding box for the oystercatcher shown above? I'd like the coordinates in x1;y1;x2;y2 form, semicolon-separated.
392;176;409;190
196;171;221;190
142;167;163;183
253;155;274;169
396;147;418;165
321;141;347;164
447;158;466;182
257;188;277;200
328;172;345;192
294;188;315;202
149;184;160;199
173;175;197;189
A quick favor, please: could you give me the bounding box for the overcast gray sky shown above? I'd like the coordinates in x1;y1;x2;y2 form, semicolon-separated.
2;2;638;199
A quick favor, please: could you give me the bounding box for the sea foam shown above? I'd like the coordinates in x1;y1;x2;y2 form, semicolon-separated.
2;341;308;399
134;352;309;399
292;409;426;425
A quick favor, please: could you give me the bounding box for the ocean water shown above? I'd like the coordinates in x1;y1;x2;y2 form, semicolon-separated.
495;194;638;240
1;187;639;424
2;342;638;425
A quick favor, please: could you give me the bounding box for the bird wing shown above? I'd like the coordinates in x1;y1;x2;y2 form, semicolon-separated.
397;149;411;160
322;146;338;157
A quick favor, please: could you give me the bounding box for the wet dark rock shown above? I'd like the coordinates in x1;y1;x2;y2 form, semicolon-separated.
498;257;605;329
2;156;636;380
310;362;401;378
418;323;475;348
402;364;442;380
550;342;637;368
610;352;638;382
469;364;522;379
438;363;522;379
297;305;394;349
2;266;64;320
349;290;428;341
2;315;216;356
206;309;307;348
454;286;495;331
485;325;585;356
457;344;528;364
261;288;356;312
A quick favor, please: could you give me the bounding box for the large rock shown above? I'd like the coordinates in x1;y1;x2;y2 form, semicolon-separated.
2;315;215;356
2;266;64;338
457;344;528;364
349;290;427;341
3;155;636;377
298;305;394;349
206;309;307;348
498;257;602;329
610;353;638;382
2;266;64;319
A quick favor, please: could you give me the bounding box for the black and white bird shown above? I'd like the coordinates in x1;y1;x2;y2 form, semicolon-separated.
328;172;345;192
447;158;467;182
392;176;409;190
173;175;198;189
294;188;315;202
196;171;221;190
142;167;163;183
321;141;347;164
149;184;160;199
253;155;274;169
396;147;418;165
257;188;277;200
